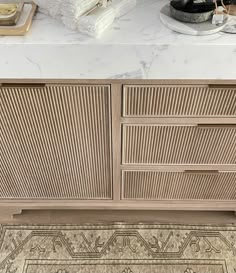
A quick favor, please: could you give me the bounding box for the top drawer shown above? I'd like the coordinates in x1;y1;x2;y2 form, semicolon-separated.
123;85;236;117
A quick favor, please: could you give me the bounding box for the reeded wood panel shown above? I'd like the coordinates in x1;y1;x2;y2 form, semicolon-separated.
122;171;236;200
123;85;236;117
0;85;112;199
122;125;236;165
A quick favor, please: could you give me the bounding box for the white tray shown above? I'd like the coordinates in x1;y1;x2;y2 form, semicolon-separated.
160;4;228;36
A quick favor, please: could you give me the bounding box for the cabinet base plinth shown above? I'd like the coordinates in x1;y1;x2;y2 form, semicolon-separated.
0;208;22;219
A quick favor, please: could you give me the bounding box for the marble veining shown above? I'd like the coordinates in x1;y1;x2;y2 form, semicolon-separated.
0;0;235;79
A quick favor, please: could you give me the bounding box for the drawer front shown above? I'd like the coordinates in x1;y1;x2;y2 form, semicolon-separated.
122;171;236;201
123;85;236;117
122;125;236;165
1;85;112;199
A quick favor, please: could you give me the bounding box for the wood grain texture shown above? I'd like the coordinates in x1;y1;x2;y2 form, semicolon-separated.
123;85;236;117
122;125;236;164
122;171;236;201
0;85;112;199
0;200;235;212
0;79;236;86
0;80;236;213
2;210;236;224
111;84;122;201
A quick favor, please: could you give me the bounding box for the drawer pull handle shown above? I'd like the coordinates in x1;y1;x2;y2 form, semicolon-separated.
197;124;236;128
184;170;219;175
208;84;236;88
1;83;46;88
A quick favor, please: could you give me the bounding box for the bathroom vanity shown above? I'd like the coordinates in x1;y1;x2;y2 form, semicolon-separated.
0;0;235;218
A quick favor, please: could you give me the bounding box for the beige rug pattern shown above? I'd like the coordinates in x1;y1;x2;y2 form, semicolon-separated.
0;224;236;273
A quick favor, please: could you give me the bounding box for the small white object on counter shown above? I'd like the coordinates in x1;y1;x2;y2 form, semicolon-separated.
212;14;225;25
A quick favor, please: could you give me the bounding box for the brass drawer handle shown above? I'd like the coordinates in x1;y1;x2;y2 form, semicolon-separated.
197;124;236;128
184;170;219;175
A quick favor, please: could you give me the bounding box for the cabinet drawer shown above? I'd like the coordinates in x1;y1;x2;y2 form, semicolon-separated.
1;85;112;199
122;171;236;201
122;125;236;165
123;85;236;117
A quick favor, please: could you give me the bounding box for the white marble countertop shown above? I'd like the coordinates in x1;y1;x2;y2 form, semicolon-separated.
0;0;236;80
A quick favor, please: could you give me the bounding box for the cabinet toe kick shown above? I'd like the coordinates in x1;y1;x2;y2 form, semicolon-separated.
0;208;23;219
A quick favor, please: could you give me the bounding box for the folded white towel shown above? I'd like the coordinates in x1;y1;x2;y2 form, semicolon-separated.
111;0;137;18
78;6;115;37
34;0;99;27
34;0;62;19
77;0;137;37
34;0;137;37
61;0;99;29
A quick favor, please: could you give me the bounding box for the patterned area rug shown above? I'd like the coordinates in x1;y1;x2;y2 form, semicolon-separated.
0;224;236;273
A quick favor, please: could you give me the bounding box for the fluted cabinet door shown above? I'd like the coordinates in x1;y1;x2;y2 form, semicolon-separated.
0;85;112;200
